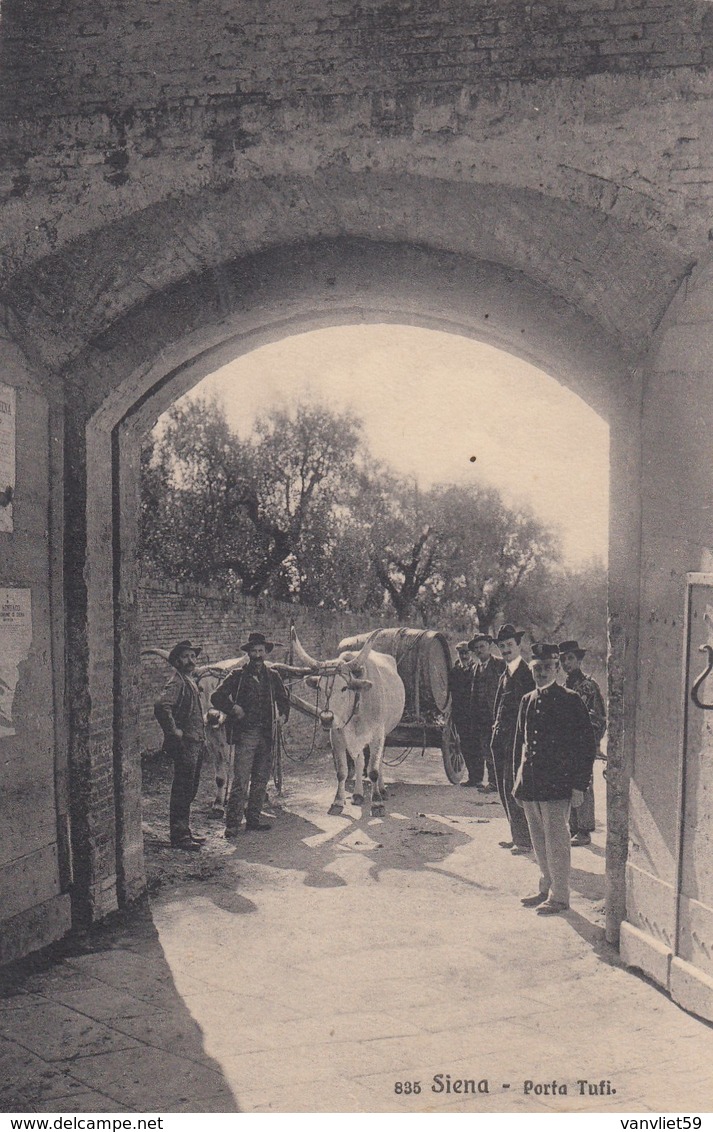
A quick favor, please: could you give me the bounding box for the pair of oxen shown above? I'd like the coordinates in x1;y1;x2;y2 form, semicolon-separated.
144;630;406;817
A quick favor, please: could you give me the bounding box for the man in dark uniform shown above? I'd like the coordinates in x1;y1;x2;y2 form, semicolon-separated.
490;624;535;854
154;639;207;852
449;641;478;786
559;640;607;846
211;631;290;837
513;643;597;915
469;633;505;792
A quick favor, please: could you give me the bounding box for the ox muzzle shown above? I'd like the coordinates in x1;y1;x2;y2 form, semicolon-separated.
319;710;334;730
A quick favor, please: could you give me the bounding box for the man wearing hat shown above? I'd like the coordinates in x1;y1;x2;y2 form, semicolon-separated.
512;643;597;914
211;632;290;836
559;640;607;846
154;640;207;851
449;641;478;786
469;634;505;792
490;625;535;853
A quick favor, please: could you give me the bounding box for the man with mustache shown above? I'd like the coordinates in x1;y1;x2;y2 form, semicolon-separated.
513;643;597;915
211;631;290;837
154;639;207;851
490;624;534;854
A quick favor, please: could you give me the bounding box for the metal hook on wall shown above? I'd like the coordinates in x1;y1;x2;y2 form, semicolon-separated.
691;644;713;710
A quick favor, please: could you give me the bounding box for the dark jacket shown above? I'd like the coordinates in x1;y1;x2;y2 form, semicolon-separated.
154;671;206;746
211;662;290;742
512;682;597;802
471;655;506;730
566;668;607;748
449;661;475;735
491;658;535;760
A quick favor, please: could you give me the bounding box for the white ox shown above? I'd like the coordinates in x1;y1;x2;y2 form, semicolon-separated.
195;658;246;816
291;628;406;817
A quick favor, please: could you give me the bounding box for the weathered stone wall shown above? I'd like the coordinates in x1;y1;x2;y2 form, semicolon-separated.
2;0;710;119
2;0;712;377
0;330;71;964
620;259;713;1020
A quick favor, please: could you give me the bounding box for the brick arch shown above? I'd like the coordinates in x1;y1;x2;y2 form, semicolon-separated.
64;235;640;934
8;173;690;377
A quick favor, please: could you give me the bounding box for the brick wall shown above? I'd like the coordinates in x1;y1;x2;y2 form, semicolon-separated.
139;575;399;751
2;0;711;372
2;0;710;116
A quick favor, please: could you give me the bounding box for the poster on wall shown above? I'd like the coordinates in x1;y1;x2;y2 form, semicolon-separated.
0;588;32;738
0;382;16;534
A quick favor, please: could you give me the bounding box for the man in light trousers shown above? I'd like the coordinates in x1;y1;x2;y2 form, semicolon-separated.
512;643;597;915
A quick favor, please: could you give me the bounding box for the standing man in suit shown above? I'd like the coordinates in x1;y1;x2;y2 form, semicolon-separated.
558;640;607;846
211;631;290;837
490;624;535;854
513;643;597;915
469;633;505;792
449;641;478;786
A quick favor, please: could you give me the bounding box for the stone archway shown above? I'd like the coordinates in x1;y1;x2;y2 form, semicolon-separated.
69;237;639;943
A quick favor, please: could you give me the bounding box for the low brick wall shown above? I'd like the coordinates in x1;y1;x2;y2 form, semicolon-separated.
139;576;399;752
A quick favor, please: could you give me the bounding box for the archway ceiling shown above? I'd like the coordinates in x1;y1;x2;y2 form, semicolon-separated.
2;171;691;372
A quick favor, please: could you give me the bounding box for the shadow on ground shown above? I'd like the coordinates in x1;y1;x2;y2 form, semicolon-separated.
0;901;239;1113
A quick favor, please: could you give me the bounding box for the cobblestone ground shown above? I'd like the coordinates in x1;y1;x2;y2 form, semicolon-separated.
2;743;712;1114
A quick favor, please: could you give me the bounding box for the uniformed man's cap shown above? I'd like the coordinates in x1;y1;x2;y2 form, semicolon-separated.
456;640;471;653
168;639;202;667
468;633;493;647
495;623;525;644
558;639;586;659
530;642;560;662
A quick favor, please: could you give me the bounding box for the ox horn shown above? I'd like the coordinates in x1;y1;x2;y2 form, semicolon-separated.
347;630;379;672
290;626;320;671
141;647;171;663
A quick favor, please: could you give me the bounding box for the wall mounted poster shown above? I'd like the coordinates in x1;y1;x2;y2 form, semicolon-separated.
0;383;16;533
0;588;32;738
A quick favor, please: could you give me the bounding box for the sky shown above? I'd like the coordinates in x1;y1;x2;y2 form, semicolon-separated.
167;324;609;567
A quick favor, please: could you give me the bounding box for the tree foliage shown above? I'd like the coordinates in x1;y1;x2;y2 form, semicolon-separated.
140;394;607;666
368;478;561;628
141;396;362;597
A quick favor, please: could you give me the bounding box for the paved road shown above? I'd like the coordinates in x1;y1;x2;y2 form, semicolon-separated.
2;754;712;1113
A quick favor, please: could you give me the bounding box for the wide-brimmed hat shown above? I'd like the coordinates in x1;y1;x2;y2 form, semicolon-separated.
530;642;560;662
558;639;586;659
469;633;493;648
456;640;471;653
494;623;525;644
168;639;202;667
240;631;276;653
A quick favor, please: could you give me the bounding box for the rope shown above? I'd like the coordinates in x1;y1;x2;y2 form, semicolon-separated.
382;747;412;766
391;627;429;675
281;681;326;763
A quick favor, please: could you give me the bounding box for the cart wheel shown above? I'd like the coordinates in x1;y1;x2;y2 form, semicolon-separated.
441;713;466;784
